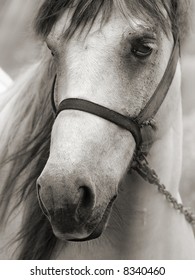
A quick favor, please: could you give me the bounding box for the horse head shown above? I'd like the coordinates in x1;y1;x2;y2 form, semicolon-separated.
36;1;179;241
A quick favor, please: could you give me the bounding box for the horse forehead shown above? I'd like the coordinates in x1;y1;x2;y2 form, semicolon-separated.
47;8;154;47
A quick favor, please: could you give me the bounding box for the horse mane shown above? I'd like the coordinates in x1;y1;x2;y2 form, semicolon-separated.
0;52;59;259
0;0;191;260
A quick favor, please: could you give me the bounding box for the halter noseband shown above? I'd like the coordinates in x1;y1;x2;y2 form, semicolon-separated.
51;37;179;150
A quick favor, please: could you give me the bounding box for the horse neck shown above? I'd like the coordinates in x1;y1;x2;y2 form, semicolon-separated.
105;63;195;259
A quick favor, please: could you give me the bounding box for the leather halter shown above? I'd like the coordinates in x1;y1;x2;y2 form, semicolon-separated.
51;37;179;150
49;38;195;228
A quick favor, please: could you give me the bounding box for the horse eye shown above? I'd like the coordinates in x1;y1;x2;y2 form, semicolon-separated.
131;44;153;58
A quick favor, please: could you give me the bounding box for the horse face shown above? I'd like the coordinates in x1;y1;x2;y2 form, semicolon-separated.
37;7;173;241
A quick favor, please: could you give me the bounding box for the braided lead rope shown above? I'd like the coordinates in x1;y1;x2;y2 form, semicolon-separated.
132;154;195;227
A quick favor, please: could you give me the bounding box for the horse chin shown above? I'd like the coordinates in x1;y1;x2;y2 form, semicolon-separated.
51;195;117;242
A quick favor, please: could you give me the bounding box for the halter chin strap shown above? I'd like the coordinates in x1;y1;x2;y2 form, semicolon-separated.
51;36;179;149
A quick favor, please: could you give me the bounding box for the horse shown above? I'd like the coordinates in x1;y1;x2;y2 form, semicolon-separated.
0;0;195;260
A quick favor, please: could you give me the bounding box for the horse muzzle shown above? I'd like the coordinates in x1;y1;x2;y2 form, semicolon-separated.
36;176;117;241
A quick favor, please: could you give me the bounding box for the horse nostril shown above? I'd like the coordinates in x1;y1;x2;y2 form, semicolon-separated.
79;186;94;208
76;186;95;221
36;178;95;227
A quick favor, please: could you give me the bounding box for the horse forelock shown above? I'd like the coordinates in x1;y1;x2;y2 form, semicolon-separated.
34;0;190;42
